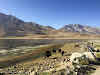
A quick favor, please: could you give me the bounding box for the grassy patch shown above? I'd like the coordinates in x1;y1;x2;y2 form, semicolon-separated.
39;72;51;75
61;43;81;53
96;52;100;58
0;44;63;68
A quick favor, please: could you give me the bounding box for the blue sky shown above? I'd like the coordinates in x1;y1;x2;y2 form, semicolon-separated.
0;0;100;29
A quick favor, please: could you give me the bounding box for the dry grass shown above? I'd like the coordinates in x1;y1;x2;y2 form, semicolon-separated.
61;43;82;53
96;53;100;58
0;32;100;39
0;44;63;68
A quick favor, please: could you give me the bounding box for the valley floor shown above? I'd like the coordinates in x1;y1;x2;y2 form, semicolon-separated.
0;39;100;75
1;33;100;39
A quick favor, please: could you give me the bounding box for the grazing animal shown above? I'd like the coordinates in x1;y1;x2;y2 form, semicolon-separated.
58;49;62;53
45;51;51;57
61;51;65;56
52;49;56;53
75;44;80;48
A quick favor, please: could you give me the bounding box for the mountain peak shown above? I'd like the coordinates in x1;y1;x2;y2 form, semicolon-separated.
65;24;83;27
60;24;100;34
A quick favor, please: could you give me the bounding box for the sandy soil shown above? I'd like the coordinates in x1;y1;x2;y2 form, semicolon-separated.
91;66;100;75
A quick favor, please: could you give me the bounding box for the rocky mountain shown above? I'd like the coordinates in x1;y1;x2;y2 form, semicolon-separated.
0;12;100;37
59;24;100;34
0;13;55;36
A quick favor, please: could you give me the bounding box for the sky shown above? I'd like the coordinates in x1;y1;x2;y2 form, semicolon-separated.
0;0;100;29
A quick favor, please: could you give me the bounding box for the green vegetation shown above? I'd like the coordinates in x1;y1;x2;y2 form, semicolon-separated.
96;52;100;58
39;72;50;75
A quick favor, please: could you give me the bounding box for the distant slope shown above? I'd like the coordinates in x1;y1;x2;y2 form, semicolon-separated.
24;22;55;35
0;13;55;36
59;24;100;34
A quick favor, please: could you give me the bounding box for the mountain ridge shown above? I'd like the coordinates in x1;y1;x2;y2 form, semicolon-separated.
0;12;100;37
59;24;100;34
0;12;55;36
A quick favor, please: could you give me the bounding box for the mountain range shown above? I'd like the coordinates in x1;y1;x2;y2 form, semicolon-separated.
0;12;100;38
60;24;100;34
0;13;55;36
